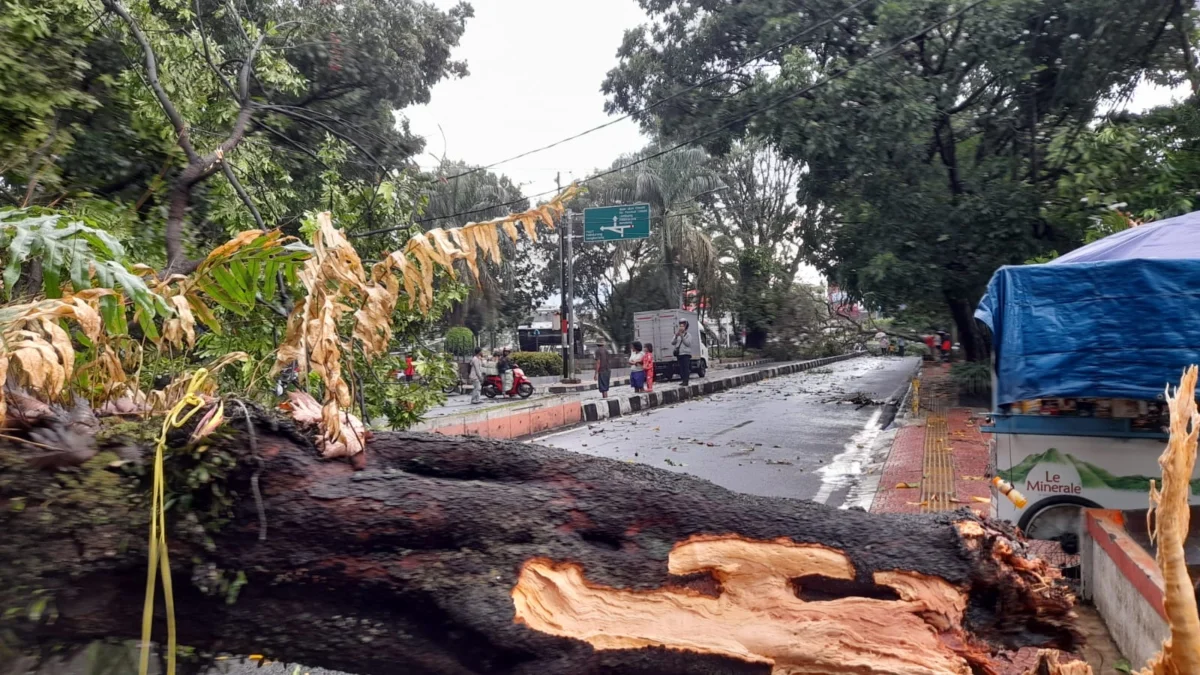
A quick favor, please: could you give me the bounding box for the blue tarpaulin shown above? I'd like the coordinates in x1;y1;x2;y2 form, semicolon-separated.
976;210;1200;405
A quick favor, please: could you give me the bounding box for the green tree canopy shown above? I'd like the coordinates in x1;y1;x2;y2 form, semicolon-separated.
604;0;1192;359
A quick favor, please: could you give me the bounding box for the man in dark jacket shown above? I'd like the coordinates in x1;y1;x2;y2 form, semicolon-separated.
594;341;612;398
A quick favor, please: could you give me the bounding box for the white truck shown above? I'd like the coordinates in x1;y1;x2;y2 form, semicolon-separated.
632;309;709;380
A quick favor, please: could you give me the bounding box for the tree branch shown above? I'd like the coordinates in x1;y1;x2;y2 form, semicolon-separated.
220;161;264;228
102;0;200;163
193;0;237;99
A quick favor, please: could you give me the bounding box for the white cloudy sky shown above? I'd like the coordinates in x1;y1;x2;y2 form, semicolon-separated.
401;0;650;199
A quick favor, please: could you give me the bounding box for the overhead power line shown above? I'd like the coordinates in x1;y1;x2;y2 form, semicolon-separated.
433;0;875;183
352;0;991;239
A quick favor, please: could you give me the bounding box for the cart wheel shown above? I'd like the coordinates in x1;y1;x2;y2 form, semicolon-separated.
1018;495;1101;574
517;382;534;399
443;381;461;394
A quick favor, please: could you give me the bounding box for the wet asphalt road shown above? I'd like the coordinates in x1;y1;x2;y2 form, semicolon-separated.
536;356;920;505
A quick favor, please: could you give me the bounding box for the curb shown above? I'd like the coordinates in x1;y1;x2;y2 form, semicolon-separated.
579;354;861;423
878;359;923;429
545;358;776;394
416;353;863;440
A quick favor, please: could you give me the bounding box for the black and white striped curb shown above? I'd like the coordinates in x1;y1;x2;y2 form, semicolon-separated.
546;358;776;394
580;353;863;423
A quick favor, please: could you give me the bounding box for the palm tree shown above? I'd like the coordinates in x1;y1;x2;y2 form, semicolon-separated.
421;160;538;333
600;145;724;308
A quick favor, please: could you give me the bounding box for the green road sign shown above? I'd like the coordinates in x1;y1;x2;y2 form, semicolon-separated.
583;203;651;242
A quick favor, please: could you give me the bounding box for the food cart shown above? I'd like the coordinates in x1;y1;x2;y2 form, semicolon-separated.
975;211;1200;544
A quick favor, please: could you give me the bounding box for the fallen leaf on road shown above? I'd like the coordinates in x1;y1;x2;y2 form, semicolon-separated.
652;426;659;431
906;501;929;507
970;496;991;504
961;475;985;480
766;459;793;465
895;482;919;489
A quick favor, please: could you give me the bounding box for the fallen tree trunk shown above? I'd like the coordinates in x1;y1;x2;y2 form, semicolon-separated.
0;414;1082;675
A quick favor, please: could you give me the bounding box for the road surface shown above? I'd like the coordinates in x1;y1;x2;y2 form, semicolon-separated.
535;356;919;506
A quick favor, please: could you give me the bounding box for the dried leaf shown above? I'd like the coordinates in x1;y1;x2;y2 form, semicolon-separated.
40;318;75;382
501;219;520;242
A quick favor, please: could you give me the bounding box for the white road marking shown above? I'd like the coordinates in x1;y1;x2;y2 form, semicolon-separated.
812;408;883;505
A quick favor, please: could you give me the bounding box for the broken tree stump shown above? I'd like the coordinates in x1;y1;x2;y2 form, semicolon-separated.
0;416;1082;674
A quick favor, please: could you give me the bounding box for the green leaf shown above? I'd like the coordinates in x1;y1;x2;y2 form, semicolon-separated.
211;266;249;306
187;296;223;335
135;306;160;340
197;278;246;315
262;258;279;301
99;294;128;335
41;266;62;299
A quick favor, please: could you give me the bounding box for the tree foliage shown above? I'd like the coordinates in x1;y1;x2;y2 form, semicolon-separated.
604;0;1193;360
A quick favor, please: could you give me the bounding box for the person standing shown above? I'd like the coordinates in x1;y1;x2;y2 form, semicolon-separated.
404;354;415;383
941;334;952;362
642;343;655;392
594;341;612;399
897;337;906;357
469;347;485;404
498;348;514;396
672;320;694;386
629;341;646;392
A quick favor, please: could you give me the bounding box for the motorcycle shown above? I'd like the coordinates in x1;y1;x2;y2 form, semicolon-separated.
483;366;534;399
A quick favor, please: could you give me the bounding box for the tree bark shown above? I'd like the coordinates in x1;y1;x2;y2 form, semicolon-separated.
1;418;1081;675
947;294;990;362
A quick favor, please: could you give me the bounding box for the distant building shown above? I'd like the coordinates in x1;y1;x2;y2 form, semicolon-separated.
519;305;581;353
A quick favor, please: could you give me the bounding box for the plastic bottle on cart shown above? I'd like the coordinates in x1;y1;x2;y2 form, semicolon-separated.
992;476;1028;508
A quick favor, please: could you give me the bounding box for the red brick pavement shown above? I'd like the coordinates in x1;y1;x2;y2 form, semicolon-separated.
870;423;926;514
948;408;992;516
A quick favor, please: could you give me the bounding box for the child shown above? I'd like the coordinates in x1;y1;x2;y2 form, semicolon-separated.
629;341;645;392
642;343;655;392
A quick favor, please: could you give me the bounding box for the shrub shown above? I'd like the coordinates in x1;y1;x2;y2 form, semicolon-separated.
951;362;992;395
445;326;474;357
510;351;563;377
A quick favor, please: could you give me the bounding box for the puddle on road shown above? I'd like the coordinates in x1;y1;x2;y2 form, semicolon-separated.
812;408;884;505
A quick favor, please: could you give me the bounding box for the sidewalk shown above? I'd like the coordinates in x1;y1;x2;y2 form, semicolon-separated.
870;368;991;516
869;362;1123;674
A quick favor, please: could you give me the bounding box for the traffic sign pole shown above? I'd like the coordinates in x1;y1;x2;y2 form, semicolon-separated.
565;210;576;381
557;174;569;380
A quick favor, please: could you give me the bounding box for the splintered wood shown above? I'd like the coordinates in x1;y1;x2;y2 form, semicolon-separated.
1139;365;1200;674
513;534;987;674
1026;366;1200;675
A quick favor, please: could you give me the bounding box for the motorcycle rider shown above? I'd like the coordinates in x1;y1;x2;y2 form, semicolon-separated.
497;348;514;396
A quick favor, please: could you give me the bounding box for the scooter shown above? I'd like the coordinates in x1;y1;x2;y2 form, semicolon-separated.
483;366;534;399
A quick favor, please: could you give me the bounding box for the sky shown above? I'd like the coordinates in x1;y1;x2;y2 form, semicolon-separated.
401;0;651;200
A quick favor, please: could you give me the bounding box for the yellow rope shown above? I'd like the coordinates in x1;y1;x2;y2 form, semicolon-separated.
139;368;210;675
